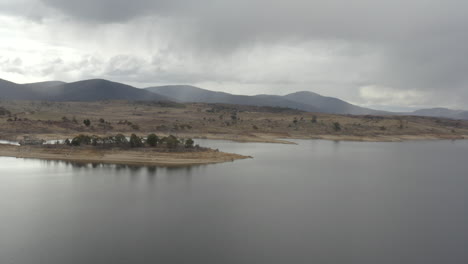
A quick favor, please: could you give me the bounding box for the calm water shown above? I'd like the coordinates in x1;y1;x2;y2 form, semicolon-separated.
1;139;468;264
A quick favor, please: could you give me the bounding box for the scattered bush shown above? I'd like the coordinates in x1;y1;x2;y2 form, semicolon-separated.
129;134;143;148
333;122;342;131
83;119;91;127
185;138;194;148
161;135;179;149
0;107;10;116
146;133;159;147
312;116;317;123
114;134;128;145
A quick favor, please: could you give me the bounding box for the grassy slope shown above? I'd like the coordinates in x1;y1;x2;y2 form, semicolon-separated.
0;101;467;143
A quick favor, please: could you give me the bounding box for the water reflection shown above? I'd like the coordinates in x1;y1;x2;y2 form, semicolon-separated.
2;139;468;264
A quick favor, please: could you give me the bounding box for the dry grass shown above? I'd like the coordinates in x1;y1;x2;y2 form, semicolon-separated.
1;100;467;143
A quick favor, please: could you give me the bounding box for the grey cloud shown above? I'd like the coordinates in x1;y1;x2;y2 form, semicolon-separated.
2;0;468;108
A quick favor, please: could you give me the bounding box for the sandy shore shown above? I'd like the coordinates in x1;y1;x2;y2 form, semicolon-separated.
0;144;251;166
2;132;467;145
149;132;468;143
292;134;468;142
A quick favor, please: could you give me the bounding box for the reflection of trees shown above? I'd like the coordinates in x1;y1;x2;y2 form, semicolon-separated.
36;159;206;182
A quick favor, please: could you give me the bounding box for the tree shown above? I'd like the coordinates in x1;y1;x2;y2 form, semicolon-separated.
333;122;341;131
71;134;92;146
231;112;238;121
147;133;159;147
185;138;194;148
65;138;71;146
311;116;317;123
129;134;143;148
114;134;128;145
91;135;100;146
164;135;180;149
71;138;81;146
0;107;10;116
83;119;91;127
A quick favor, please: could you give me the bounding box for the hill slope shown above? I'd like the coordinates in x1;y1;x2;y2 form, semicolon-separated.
410;108;468;120
147;85;384;115
0;79;37;100
283;91;387;115
48;79;171;101
0;79;171;101
147;85;320;112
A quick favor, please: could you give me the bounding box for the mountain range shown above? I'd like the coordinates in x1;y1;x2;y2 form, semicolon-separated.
146;85;387;115
0;78;169;101
1;78;467;119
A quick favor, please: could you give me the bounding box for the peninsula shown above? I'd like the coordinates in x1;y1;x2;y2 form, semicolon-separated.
0;134;250;166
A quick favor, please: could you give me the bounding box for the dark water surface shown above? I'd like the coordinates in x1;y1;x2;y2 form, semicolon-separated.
1;139;468;264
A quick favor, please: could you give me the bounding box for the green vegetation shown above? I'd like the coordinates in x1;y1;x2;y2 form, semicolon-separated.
65;133;195;150
146;133;159;147
184;138;194;148
0;107;10;116
333;122;342;131
312;115;317;123
161;135;179;149
129;134;143;148
83;119;91;127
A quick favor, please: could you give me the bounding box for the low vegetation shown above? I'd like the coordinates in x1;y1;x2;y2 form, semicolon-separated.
61;133;197;151
0;100;468;143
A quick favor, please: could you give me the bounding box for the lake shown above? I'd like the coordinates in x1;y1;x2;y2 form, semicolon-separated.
1;139;468;264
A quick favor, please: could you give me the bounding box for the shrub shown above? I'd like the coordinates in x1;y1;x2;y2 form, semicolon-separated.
333;122;341;131
312;116;317;123
163;135;179;149
114;134;128;145
0;107;10;116
185;138;194;148
129;134;143;148
71;134;92;146
147;133;159;147
83;119;91;127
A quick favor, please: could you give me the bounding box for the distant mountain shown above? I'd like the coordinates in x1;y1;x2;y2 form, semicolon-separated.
410;108;468;120
0;79;36;100
147;85;385;115
283;91;387;115
23;81;67;94
0;79;171;101
3;78;467;119
147;85;320;112
46;79;171;101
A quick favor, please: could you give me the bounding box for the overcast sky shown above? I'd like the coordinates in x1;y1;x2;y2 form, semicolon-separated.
1;0;467;110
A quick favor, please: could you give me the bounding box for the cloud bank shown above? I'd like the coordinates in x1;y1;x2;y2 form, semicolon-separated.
1;0;467;109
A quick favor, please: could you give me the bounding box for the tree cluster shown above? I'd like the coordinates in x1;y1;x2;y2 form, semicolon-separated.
65;133;195;149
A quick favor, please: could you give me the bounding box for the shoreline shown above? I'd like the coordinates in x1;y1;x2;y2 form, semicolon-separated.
136;132;468;144
1;132;467;145
0;144;251;167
